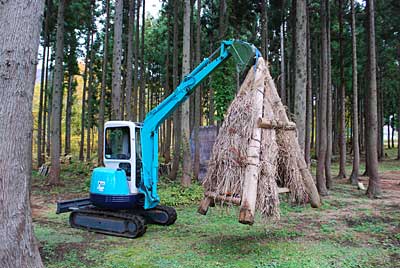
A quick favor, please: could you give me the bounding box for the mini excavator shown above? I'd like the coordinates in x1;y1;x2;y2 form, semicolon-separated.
56;40;260;238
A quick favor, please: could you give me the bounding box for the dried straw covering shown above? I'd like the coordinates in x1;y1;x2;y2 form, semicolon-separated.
201;57;320;223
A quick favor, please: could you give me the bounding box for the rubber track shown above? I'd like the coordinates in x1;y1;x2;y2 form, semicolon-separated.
70;207;147;239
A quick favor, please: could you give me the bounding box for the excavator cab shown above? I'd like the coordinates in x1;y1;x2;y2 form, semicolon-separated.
89;121;143;209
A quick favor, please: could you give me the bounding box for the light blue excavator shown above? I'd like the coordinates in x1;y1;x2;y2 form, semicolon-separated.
56;40;260;238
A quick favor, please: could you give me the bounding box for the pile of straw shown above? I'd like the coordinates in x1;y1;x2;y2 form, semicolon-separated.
200;58;320;223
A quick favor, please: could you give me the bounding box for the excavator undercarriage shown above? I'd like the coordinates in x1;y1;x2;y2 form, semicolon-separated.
57;198;177;239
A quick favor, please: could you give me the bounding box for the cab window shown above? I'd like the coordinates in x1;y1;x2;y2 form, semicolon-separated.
105;127;131;159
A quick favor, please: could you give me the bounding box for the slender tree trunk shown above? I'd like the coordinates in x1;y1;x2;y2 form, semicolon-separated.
98;0;110;166
305;1;312;166
294;0;307;153
64;71;73;156
350;0;360;185
317;0;329;196
193;0;201;179
260;0;268;60
164;1;172;163
398;93;400;160
79;31;91;161
37;42;47;167
112;0;124;120
325;0;332;189
133;0;141;121
169;0;181;180
387;118;390;149
48;0;66;185
125;0;135;121
86;31;95;161
46;62;52;158
338;0;346;178
280;21;286;104
0;1;45;266
37;1;50;168
181;0;192;187
139;0;146;121
365;0;381;198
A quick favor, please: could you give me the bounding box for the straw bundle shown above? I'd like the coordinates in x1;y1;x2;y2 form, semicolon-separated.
199;57;320;224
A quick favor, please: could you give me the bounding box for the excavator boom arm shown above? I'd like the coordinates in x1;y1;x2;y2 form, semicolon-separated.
140;40;259;209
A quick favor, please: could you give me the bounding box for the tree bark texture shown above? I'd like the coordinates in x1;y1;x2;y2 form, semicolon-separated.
317;0;329;196
193;0;201;179
365;0;381;197
64;71;73;155
133;0;141;121
112;0;124;120
49;0;66;185
125;0;135;121
79;31;91;161
86;31;95;161
338;0;347;178
0;0;45;267
350;0;360;185
139;0;146;121
170;0;181;181
294;0;307;153
325;0;332;189
305;2;312;166
98;0;111;165
181;0;192;187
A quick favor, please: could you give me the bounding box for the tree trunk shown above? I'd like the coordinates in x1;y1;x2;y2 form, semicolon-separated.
365;0;381;197
0;0;45;266
98;0;111;166
169;0;181;181
64;71;73;156
181;0;192;187
125;0;135;121
133;0;141;121
193;0;201;179
398;93;400;160
164;0;172;163
112;0;124;120
350;0;360;185
337;0;346;178
79;30;91;161
37;45;47;167
86;30;95;161
49;0;66;185
139;0;146;121
280;20;286;105
260;0;268;60
317;0;329;196
294;0;307;153
325;0;332;189
305;1;312;166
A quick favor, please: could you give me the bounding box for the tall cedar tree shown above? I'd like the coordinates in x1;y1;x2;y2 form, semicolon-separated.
193;0;202;179
350;0;360;184
48;0;66;185
169;0;181;181
125;0;135;121
0;0;45;266
365;0;381;197
181;0;192;187
98;0;111;165
317;0;329;196
294;0;307;152
112;0;124;120
337;0;347;178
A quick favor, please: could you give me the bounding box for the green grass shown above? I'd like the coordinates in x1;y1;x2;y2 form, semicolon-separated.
32;151;400;268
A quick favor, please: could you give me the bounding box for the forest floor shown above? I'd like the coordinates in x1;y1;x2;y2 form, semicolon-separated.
31;150;400;268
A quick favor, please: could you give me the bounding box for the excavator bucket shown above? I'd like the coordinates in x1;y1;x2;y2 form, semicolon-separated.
227;40;260;73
